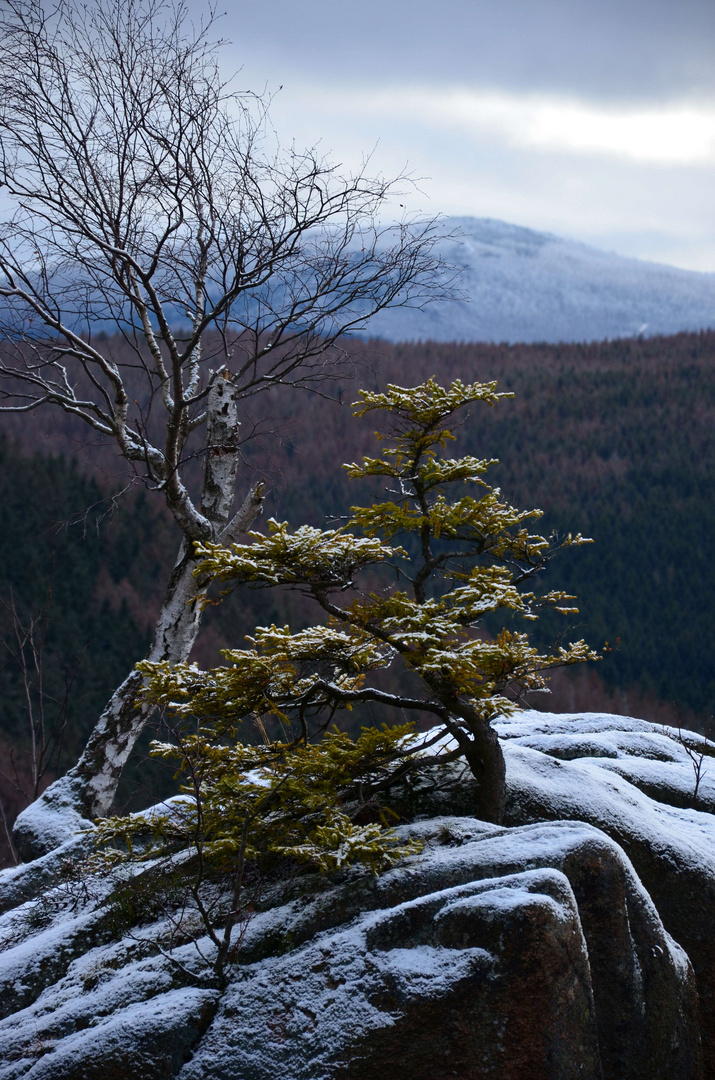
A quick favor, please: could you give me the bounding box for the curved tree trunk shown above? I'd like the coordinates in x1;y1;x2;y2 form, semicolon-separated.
449;699;508;825
13;376;264;859
465;720;507;824
72;539;208;819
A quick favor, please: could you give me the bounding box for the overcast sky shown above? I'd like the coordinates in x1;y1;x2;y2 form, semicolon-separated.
209;0;715;271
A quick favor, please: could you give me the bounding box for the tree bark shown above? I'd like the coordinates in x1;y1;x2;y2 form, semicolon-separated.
448;698;508;825
72;539;208;819
12;376;264;857
466;720;507;825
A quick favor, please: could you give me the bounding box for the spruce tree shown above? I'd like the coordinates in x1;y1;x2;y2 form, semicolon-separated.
95;377;596;984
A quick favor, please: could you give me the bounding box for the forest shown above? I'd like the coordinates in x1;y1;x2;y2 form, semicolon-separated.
0;327;712;864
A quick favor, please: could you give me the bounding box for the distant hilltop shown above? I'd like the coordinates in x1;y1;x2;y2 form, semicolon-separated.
365;217;715;344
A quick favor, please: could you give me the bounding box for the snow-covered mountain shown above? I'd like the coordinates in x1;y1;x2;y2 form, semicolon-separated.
366;217;715;344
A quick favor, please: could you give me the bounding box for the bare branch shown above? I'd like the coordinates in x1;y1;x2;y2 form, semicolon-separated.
1;0;451;848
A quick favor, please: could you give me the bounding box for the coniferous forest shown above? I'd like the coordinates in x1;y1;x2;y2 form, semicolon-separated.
1;328;713;861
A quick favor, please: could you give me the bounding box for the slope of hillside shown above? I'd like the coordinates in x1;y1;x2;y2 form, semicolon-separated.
366;218;715;344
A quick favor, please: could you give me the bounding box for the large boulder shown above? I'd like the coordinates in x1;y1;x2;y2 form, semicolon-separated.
0;709;712;1079
176;819;698;1080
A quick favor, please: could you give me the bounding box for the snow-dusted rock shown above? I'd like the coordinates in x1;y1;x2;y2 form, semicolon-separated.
179;861;603;1080
11;773;93;865
495;710;715;1079
0;818;699;1080
178;819;697;1080
1;710;714;1079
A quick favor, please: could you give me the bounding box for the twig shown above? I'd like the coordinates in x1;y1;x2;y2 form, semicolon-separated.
673;702;708;808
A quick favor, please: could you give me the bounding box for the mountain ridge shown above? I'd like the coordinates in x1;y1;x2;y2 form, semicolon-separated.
365;216;715;344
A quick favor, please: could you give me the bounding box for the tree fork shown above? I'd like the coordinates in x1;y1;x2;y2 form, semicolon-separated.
13;377;264;856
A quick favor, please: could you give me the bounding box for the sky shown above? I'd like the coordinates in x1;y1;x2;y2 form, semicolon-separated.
208;0;715;272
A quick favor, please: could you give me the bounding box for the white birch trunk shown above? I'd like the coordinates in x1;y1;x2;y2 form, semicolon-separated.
13;377;264;860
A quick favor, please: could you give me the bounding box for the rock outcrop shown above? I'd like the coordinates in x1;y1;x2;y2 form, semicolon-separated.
0;710;713;1080
499;710;715;1077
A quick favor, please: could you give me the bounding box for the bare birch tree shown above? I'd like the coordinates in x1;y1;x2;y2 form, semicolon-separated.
0;0;450;858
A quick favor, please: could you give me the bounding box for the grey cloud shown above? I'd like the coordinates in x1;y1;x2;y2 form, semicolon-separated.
215;0;715;102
